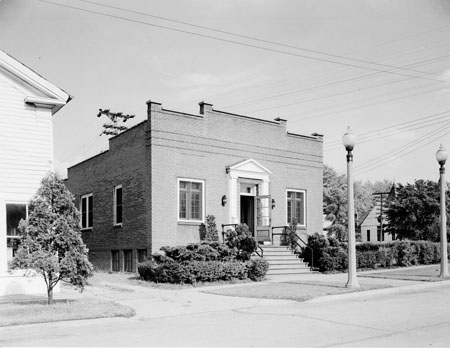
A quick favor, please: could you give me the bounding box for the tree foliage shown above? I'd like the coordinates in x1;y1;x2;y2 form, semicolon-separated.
385;180;450;241
10;173;93;304
323;164;392;241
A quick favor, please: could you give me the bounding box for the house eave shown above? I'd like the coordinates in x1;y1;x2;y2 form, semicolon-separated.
0;50;71;114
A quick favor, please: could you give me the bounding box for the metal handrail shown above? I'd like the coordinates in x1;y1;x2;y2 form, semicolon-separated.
271;225;314;271
255;244;264;258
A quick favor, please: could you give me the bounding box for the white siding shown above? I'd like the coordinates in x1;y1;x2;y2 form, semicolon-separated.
0;74;53;200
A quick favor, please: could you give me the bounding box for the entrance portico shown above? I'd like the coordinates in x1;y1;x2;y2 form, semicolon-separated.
227;159;272;242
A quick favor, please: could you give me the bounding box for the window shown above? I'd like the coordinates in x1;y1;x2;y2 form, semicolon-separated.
287;190;306;226
6;203;27;260
123;250;133;272
114;185;123;225
178;179;204;222
367;230;371;242
80;194;93;229
111;250;120;272
137;249;147;263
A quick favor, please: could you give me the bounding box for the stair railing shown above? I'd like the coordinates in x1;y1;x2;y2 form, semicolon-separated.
271;226;314;271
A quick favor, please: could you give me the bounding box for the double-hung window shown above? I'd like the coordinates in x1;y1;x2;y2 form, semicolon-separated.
287;190;306;227
178;179;204;222
80;193;93;230
114;185;123;226
6;203;27;260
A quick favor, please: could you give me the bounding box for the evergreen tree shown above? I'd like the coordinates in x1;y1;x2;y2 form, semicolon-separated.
11;173;93;304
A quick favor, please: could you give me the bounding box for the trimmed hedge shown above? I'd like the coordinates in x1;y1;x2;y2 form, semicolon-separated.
137;258;269;284
301;233;450;273
137;239;269;284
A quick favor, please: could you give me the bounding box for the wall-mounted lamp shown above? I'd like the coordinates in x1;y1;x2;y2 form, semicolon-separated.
222;195;227;206
271;198;276;209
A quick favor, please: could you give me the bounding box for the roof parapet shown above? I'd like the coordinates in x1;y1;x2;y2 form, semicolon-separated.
199;101;213;115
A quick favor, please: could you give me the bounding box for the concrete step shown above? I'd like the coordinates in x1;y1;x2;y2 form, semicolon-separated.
268;265;307;270
266;268;312;275
268;259;306;265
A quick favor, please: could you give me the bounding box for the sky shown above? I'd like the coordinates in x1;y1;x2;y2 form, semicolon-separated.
0;0;449;183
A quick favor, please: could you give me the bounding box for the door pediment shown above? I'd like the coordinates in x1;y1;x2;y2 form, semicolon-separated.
227;159;271;179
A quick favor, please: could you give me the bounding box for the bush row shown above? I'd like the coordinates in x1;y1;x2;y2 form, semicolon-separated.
301;233;449;273
137;257;269;284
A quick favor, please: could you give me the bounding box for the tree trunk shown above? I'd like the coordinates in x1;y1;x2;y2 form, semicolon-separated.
47;286;53;305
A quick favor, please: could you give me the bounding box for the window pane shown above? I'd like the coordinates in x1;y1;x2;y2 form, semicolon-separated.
180;181;188;190
287;200;292;223
6;204;26;237
81;197;87;228
88;196;93;228
191;192;200;220
116;187;122;205
116;206;123;224
179;192;187;219
191;182;201;191
111;250;120;272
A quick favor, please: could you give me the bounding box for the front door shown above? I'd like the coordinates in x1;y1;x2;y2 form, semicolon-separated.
255;195;271;242
240;195;255;235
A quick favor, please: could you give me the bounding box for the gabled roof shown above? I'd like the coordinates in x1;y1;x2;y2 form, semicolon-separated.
0;50;71;114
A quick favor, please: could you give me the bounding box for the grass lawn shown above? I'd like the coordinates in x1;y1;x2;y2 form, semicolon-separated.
203;281;390;302
88;271;253;290
0;298;135;327
360;264;450;282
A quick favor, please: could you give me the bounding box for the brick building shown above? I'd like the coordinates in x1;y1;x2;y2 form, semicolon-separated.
66;101;323;272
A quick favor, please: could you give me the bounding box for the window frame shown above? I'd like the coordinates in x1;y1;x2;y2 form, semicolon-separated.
113;185;123;226
111;250;120;272
6;202;28;259
286;189;307;227
80;193;93;230
177;178;205;223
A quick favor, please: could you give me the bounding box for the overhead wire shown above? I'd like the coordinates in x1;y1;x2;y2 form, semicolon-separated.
73;0;446;79
36;0;448;83
325;110;450;149
353;122;450;174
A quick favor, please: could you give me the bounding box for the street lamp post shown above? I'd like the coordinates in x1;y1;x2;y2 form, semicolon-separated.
342;127;360;288
436;144;449;278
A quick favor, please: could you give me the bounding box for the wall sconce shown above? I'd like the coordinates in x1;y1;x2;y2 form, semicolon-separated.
222;195;227;206
271;198;276;209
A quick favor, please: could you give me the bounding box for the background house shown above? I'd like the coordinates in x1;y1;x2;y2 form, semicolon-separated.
0;50;70;295
360;187;396;243
66;101;324;272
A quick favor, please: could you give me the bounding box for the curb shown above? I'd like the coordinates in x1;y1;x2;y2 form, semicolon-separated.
307;278;450;303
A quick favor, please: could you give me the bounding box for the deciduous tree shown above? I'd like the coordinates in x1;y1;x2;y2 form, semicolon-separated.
385;180;450;241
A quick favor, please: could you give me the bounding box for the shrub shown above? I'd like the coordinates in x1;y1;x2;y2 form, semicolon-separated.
204;215;220;241
395;241;418;266
225;224;257;261
137;260;154;281
246;258;269;281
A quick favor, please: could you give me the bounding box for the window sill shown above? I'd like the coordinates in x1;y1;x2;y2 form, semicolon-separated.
113;224;123;229
178;220;204;226
81;228;93;232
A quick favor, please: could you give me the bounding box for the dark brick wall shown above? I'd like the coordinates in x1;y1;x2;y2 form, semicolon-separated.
66;123;150;271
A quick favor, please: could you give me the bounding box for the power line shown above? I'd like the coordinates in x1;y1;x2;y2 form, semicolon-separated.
75;0;443;79
354;122;450;174
229;53;450;112
37;0;448;83
325;111;450;149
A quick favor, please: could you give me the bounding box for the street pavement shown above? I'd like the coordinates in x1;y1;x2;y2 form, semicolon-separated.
1;268;450;347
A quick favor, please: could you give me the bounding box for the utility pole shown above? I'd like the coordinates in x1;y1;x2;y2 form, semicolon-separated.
373;191;391;241
97;109;135;136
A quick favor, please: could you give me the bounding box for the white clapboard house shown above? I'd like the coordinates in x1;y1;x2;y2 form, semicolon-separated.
0;50;70;295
